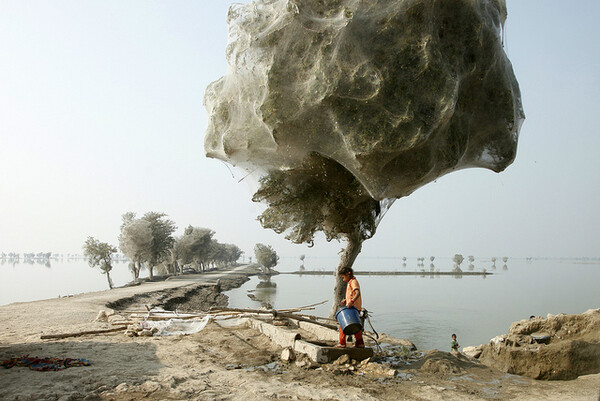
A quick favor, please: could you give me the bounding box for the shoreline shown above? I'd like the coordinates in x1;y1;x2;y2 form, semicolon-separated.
283;270;491;276
1;264;598;401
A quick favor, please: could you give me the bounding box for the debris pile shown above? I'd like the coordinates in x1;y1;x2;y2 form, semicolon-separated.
474;308;600;380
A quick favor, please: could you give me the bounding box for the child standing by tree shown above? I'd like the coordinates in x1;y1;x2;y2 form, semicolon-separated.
336;267;365;348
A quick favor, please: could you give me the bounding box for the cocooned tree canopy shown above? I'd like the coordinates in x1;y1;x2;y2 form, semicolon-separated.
205;0;524;201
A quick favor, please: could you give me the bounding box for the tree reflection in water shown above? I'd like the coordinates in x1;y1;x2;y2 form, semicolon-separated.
247;274;277;309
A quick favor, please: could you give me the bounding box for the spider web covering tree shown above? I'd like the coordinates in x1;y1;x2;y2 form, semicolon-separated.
175;226;243;272
82;237;117;289
252;154;392;315
118;212;176;279
204;0;524;316
254;243;279;274
119;212;152;280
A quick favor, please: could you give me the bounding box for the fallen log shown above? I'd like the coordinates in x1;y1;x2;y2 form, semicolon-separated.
211;307;338;331
278;300;328;313
41;326;128;340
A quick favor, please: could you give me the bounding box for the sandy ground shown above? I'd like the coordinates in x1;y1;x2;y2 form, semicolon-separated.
1;265;598;401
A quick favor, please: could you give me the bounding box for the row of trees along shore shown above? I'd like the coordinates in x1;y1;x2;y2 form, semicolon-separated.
83;212;244;289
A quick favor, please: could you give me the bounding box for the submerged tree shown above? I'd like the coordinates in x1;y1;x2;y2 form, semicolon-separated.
83;237;117;289
254;243;279;273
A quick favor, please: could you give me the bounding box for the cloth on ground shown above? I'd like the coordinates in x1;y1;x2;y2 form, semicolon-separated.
143;315;212;336
1;355;91;371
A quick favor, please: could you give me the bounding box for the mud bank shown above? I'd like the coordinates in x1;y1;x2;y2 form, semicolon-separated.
106;265;259;312
469;308;600;380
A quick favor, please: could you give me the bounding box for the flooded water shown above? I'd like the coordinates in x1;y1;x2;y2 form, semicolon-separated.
225;257;600;351
0;258;142;305
1;256;598;351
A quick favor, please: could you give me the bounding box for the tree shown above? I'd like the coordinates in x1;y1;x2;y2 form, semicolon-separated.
254;243;279;273
223;243;243;266
118;211;176;279
83;237;117;289
205;0;523;317
119;214;152;279
453;254;464;272
252;154;386;315
177;226;215;272
142;212;176;279
208;242;242;268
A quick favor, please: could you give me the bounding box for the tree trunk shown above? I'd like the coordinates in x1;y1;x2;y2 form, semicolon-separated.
135;260;142;279
148;264;154;279
328;235;363;318
106;271;114;289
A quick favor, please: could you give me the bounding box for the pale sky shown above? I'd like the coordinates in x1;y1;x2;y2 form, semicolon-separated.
0;1;598;260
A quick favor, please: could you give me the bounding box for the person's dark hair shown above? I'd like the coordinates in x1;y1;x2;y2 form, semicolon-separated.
452;333;457;337
339;267;354;276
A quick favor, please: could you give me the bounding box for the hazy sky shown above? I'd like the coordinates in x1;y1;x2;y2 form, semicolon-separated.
1;1;598;260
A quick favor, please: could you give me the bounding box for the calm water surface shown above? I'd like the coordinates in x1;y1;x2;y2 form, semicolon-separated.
1;256;598;351
0;259;141;305
225;257;600;350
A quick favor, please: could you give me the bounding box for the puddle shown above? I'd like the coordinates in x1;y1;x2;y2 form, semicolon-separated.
450;374;500;385
244;361;287;374
396;372;414;381
374;344;425;367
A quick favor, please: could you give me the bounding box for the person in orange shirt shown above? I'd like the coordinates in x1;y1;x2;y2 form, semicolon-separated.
336;267;365;348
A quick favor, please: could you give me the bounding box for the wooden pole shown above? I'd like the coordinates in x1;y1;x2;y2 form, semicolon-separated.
210;307;338;331
41;326;128;340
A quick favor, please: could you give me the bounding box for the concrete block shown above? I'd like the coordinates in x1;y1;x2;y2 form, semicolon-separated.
248;318;300;348
294;339;326;363
293;339;373;364
298;321;338;342
249;318;373;364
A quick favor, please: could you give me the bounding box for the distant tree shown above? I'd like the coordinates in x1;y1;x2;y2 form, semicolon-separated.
252;154;383;315
208;242;242;268
178;226;215;272
254;243;279;273
223;243;243;265
119;214;152;279
142;212;176;279
163;246;182;275
453;254;464;272
83;237;117;289
209;241;227;268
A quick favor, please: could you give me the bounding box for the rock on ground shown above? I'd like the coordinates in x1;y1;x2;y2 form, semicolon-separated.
477;308;600;380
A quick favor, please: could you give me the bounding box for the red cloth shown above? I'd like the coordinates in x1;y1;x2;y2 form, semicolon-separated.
338;326;364;347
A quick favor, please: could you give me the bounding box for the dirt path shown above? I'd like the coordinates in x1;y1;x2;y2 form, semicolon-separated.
0;265;598;401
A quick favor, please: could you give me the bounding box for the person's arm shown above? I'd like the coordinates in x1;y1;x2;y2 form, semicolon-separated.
347;287;360;308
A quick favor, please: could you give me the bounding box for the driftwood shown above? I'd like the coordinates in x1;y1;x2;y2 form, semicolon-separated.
293;313;336;323
277;300;328;313
41;326;128;340
211;307;338;331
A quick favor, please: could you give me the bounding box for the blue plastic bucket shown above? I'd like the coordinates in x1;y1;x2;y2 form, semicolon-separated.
336;306;362;335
